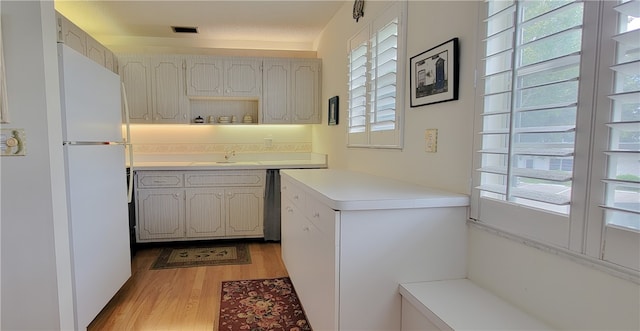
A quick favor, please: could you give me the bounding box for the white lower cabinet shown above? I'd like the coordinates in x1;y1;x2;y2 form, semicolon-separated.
137;188;185;240
136;170;265;242
280;170;469;331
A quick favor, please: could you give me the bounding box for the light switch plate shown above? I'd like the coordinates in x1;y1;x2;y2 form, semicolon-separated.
425;129;437;153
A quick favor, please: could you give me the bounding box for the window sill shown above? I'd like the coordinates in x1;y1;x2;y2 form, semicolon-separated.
467;219;640;285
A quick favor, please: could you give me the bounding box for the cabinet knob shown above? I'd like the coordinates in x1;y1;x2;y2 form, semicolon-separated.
302;226;310;232
216;193;223;198
293;195;299;200
313;212;320;218
173;193;180;198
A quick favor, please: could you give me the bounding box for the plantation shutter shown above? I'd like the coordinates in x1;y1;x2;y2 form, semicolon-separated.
370;18;398;132
348;28;369;137
347;2;405;148
473;0;585;246
599;0;640;271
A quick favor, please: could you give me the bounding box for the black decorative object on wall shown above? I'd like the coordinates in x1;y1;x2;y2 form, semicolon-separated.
353;0;365;22
328;96;339;126
410;38;459;107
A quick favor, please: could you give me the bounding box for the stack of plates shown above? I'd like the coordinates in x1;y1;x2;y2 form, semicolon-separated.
218;116;230;124
243;115;253;123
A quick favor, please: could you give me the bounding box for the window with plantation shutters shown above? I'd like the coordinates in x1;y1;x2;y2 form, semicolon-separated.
592;0;640;272
347;2;406;148
472;0;639;277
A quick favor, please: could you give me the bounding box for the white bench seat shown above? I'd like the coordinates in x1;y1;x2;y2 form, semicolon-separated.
399;279;553;330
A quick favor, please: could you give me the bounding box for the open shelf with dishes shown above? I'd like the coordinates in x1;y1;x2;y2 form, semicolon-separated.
189;98;259;125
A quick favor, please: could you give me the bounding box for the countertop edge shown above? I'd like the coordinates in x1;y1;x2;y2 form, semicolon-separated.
281;169;470;211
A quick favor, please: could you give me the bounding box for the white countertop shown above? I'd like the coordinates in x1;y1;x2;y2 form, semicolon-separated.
281;169;469;211
130;153;327;171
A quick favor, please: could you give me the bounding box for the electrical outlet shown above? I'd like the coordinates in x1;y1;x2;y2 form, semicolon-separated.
264;137;273;148
425;129;437;153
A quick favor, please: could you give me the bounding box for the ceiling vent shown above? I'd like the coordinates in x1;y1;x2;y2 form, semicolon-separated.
171;26;198;34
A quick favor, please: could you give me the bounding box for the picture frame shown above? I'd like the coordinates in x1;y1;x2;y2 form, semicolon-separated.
410;37;459;107
328;96;339;125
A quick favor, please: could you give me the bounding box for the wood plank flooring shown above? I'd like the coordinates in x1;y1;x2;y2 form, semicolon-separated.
87;241;288;331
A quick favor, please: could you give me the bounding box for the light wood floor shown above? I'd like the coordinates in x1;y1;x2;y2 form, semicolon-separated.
88;241;288;331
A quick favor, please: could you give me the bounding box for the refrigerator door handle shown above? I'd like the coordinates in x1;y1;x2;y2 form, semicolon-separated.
63;141;126;146
122;82;134;204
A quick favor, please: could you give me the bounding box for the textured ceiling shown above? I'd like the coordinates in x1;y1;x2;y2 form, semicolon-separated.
55;0;347;53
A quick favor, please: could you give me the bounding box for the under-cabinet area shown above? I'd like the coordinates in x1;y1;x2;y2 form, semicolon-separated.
118;54;321;125
135;170;266;242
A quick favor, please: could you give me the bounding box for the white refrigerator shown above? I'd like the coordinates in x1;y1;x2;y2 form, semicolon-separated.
58;43;131;330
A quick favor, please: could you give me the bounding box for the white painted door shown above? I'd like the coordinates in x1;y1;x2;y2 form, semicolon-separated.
262;59;291;123
224;58;262;97
225;187;264;237
291;60;321;123
186;56;225;96
120;56;152;123
137;189;185;240
185;188;225;238
150;56;188;123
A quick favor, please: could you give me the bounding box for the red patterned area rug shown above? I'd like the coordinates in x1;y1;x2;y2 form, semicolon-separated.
218;277;312;331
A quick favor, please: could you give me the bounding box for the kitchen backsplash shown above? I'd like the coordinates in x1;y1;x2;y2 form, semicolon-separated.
127;124;313;155
133;142;311;154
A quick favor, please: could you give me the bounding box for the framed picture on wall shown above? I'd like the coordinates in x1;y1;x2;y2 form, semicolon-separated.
410;38;459;107
328;96;339;125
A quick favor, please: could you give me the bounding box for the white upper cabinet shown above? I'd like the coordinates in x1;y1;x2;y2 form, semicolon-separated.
262;59;321;124
119;55;188;123
119;55;152;122
262;59;290;123
186;57;262;98
291;60;321;123
86;37;116;72
56;11;117;73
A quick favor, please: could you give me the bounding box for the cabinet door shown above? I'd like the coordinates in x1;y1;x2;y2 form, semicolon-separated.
120;56;153;123
185;188;225;238
186;56;225;97
225;58;262;97
57;14;87;56
225;187;264;237
151;56;188;123
262;59;291;123
86;37;108;69
291;60;321;123
137;189;185;240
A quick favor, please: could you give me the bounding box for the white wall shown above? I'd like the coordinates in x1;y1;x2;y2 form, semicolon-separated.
315;1;640;330
314;0;478;195
1;1;72;329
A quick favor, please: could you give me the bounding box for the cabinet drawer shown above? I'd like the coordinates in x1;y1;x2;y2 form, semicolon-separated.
184;170;265;187
281;179;305;208
306;197;338;241
137;172;184;188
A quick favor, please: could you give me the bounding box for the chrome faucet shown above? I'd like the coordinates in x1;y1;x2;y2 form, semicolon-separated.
224;150;236;161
